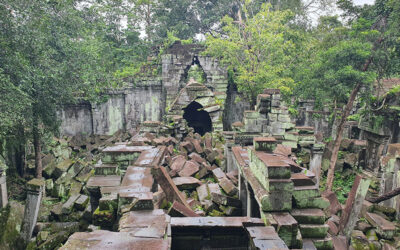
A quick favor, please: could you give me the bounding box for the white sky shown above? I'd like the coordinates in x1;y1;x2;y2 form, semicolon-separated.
354;0;375;5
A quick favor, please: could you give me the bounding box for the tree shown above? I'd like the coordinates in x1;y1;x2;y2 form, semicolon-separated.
295;0;400;191
0;0;113;177
205;3;308;105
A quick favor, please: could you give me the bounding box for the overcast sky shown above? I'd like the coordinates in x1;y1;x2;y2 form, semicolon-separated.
354;0;375;5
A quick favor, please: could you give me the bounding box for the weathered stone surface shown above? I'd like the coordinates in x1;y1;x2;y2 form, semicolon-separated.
271;212;298;248
94;163;118;176
53;159;74;179
291;209;325;224
197;184;210;202
169;155;186;176
181;141;194;153
365;212;396;239
299;224;329;238
60;230;169;250
211;192;241;207
118;209;169;235
188;152;206;164
327;220;339;236
62;194;80;214
321;190;342;216
171;216;264;228
74;194;89;211
93;207;115;228
339;175;371;238
99;193;118;211
212;167;226;180
178;160;199;177
168;201;200;217
218;177;238;196
291;173;316;186
152;166;191;210
172;177;202;190
226;170;239;185
254;137;277;152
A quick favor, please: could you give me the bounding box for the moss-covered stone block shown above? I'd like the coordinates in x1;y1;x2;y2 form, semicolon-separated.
299;224;329;238
313;237;333;250
293;187;320;203
269;180;294;192
93;207;115;229
294;197;330;209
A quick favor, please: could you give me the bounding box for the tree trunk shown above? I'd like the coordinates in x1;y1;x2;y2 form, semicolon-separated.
367;187;400;203
325;40;380;191
33;116;42;179
326;83;362;191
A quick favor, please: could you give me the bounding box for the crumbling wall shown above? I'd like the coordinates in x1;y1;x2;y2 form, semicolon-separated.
92;93;125;135
59;104;93;136
125;79;165;130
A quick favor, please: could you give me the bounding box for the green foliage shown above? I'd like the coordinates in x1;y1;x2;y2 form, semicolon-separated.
347;113;361;121
205;3;307;104
321;172;356;204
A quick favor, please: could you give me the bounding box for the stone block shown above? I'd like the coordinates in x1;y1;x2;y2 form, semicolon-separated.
53;159;74;179
272;212;298;248
292;186;320;204
178;160;199;177
299;224;329;238
168;201;200;217
294;197;330;210
74;194;89;211
99;193;118;211
254;137;277;153
268;179;294;192
291;209;325;224
94;164;118;176
211;192;241;207
365;212;396;239
172;177;202;190
212;168;226;180
92;207;115;229
218;177;238;196
62;194;80;214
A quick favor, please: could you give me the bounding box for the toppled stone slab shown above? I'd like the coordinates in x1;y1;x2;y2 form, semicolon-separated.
246;226;289;250
152;166;191;210
172;177;202;190
134;146;166;167
178;160;199;177
218;177;238;196
365;212;396;239
171;217;264;228
60;230;169;250
118;209;170;239
211;192;241;207
74;195;89;211
62;194;80;215
168;201;200;217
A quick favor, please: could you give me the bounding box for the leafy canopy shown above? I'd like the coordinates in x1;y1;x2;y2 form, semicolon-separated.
205;3;306;104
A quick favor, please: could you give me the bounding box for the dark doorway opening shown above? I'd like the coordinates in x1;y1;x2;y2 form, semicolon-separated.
183;101;212;136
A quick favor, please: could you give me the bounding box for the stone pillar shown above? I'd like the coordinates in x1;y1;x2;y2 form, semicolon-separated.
0;169;7;208
21;178;45;244
339;175;371;238
309;143;324;186
224;140;235;172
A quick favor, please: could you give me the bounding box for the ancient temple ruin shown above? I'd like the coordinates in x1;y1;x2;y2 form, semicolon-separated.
3;44;400;250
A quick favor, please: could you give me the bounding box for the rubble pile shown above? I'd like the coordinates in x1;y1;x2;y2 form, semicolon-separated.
26;131;136;248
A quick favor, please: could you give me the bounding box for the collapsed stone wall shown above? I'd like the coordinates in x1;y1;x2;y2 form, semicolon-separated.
59;41;232;136
59;79;164;136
